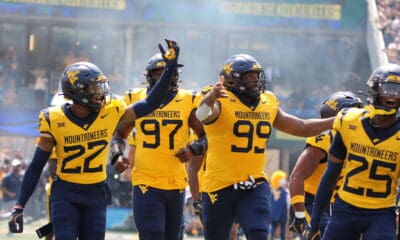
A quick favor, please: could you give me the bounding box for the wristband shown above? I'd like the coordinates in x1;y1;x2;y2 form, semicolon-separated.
188;136;208;156
295;211;306;218
290;195;304;204
110;135;126;165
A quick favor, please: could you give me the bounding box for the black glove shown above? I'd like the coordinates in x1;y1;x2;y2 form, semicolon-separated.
304;224;321;240
289;215;307;233
158;39;183;68
234;175;258;190
9;207;23;233
193;199;203;221
36;222;53;238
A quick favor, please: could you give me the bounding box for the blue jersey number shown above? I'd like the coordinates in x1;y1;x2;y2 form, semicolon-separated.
140;119;183;149
231;120;271;153
61;139;107;174
343;153;396;198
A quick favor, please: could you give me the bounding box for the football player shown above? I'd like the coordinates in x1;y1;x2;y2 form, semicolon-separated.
185;87;245;240
306;63;400;240
288;91;363;235
196;54;335;240
118;52;207;240
34;93;71;239
8;39;181;239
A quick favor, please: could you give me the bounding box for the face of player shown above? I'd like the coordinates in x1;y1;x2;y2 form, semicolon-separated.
86;81;110;111
242;71;261;93
378;82;400;110
150;68;164;83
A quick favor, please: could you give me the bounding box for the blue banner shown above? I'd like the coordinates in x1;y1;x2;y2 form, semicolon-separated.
0;107;40;137
0;0;366;31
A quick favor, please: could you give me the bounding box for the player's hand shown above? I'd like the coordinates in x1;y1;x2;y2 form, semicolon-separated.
289;215;307;233
193;199;202;221
175;147;194;163
304;224;321;240
9;207;23;233
113;155;129;174
158;39;182;67
210;76;228;100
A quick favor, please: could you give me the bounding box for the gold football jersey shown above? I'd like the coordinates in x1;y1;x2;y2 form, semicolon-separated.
189;87;209;191
124;88;200;190
333;108;400;209
123;88;143;105
38;99;126;184
124;88;142;147
202;90;279;193
127;134;136;147
304;130;333;195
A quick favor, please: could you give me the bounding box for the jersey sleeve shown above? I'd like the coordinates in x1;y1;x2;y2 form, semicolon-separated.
127;131;136;146
332;110;344;133
38;108;53;138
192;90;202;108
123;89;134;105
329;109;350;159
110;98;127;119
305;131;331;155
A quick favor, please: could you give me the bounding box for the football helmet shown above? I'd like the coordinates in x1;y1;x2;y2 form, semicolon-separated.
367;63;400;111
220;54;266;100
60;62;110;112
143;53;181;92
319;91;363;118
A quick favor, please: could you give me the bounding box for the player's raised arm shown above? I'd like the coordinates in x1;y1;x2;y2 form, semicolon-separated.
110;39;182;173
195;76;228;123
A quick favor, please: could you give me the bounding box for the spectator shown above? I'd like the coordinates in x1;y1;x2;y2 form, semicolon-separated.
5;45;23;88
1;159;22;212
31;68;48;107
4;79;18;107
270;170;289;240
0;159;10;214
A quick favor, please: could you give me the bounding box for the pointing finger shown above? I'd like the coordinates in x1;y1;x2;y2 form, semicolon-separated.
219;75;225;84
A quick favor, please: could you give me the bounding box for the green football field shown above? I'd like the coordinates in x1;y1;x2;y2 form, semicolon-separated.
0;217;203;240
0;217;136;240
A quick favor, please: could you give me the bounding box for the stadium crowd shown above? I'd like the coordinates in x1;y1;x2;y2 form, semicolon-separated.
377;0;400;63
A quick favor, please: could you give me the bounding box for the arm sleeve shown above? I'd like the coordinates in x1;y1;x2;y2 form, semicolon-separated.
188;136;208;156
132;66;175;118
309;160;343;230
17;147;51;207
329;132;347;159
